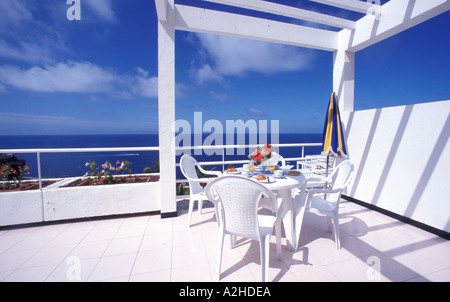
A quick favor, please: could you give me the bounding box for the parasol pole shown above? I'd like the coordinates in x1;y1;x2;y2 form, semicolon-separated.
324;154;329;199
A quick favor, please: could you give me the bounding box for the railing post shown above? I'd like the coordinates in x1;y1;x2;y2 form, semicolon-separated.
37;152;42;190
222;147;225;172
36;151;45;222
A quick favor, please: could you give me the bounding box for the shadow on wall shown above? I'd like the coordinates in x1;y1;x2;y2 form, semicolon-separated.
343;101;450;232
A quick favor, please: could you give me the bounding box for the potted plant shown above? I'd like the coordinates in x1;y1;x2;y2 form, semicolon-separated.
1;163;31;191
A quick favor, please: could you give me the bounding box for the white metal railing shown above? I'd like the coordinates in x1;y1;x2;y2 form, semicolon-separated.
173;142;324;199
175;142;321;169
0;147;160;190
1;142;324;192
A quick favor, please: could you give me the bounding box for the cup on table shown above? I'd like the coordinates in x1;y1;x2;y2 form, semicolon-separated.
242;170;252;177
274;170;283;178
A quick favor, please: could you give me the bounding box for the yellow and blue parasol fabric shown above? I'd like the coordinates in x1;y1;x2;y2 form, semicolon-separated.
322;92;347;158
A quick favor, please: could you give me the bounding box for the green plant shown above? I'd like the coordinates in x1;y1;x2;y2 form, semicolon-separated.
84;160;132;184
143;161;160;173
176;181;189;196
0;163;31;189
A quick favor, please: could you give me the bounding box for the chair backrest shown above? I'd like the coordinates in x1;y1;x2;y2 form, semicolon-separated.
274;152;286;167
264;151;285;167
180;154;203;195
328;160;354;202
205;176;277;238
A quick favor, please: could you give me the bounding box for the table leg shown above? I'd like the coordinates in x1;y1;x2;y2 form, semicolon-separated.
293;183;308;250
275;189;296;251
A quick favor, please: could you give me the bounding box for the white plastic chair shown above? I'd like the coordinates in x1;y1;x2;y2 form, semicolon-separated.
205;175;282;282
180;154;222;227
261;151;286;167
297;160;354;250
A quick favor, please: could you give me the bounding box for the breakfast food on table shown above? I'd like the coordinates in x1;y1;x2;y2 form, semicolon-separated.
225;165;237;172
288;170;300;175
256;174;266;180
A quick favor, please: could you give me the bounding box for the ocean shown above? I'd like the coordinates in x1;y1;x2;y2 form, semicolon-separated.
0;133;323;179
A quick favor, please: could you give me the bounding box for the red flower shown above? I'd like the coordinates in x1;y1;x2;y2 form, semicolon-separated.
261;144;273;156
252;149;264;162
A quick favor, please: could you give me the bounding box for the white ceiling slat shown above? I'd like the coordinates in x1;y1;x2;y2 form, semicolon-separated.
203;0;356;30
174;4;339;51
346;0;449;52
165;0;449;53
310;0;381;14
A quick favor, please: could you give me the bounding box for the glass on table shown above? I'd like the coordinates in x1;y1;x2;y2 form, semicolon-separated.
248;162;256;173
268;165;275;173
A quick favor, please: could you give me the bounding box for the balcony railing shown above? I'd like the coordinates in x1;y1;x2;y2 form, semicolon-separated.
1;142;326;191
0;147;160;190
175;142;322;169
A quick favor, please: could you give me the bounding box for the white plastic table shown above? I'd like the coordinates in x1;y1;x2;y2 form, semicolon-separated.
225;170;307;251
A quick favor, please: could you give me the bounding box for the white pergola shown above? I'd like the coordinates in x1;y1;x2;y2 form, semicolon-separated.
155;0;449;217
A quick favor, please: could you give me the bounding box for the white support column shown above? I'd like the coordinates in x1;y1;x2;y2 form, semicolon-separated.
333;47;355;113
157;0;177;217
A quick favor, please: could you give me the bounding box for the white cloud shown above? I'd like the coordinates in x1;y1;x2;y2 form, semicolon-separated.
0;112;158;135
247;108;266;116
0;61;158;99
84;0;116;23
194;33;314;82
0;112;77;128
0;0;33;34
0;61;115;93
194;64;224;84
209;90;231;103
0;39;56;64
130;68;158;98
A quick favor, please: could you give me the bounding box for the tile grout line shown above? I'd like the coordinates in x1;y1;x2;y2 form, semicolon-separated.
42;220;102;282
84;219;127;282
127;215;152;282
5;223;73;282
1;227;43;281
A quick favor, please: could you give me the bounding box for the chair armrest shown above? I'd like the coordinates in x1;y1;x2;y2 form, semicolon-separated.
188;177;214;184
182;174;215;185
305;187;343;208
197;165;222;177
306;175;332;184
308;187;343;196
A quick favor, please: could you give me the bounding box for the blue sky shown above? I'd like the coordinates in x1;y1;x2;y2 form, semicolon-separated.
0;0;448;135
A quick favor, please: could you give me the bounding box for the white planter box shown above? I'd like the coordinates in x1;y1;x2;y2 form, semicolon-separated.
43;180;160;222
0;176;161;227
0;190;43;226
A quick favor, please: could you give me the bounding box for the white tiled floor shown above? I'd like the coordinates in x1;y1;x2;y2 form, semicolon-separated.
0;199;449;282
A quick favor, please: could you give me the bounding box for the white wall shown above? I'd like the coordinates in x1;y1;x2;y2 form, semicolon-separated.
342;100;450;233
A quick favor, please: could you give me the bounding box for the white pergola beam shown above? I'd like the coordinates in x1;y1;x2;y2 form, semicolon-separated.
204;0;356;30
310;0;380;14
175;4;339;51
155;0;167;21
346;0;450;52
